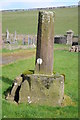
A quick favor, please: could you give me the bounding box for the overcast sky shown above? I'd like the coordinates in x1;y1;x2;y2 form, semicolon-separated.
0;0;79;10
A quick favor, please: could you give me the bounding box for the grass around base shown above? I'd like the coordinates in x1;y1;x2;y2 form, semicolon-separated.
2;100;78;118
2;46;78;118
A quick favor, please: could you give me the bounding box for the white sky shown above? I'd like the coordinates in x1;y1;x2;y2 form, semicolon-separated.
0;0;79;10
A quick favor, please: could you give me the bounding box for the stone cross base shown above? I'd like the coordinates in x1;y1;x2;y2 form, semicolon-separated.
6;74;64;106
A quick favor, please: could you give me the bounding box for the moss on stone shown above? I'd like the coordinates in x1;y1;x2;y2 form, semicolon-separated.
54;72;61;78
61;94;76;107
22;70;34;75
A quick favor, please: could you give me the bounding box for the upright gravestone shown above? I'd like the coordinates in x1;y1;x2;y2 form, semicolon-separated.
35;11;54;75
6;29;10;43
22;37;26;45
32;36;36;47
66;30;74;45
13;31;17;43
28;36;31;45
33;36;35;45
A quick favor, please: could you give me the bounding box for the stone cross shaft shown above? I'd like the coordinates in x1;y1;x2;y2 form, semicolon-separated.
35;11;54;75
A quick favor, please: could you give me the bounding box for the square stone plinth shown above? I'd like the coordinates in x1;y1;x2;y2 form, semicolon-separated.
19;74;64;106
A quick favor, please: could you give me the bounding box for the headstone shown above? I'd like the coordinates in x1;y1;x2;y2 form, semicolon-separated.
28;36;31;45
33;36;36;45
35;11;54;75
6;28;10;43
31;38;32;45
22;37;26;45
13;31;17;43
66;30;74;45
6;29;9;40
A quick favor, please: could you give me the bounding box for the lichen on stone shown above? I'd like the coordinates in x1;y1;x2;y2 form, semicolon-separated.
22;70;34;76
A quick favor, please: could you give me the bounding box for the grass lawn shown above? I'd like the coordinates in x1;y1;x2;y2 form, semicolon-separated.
2;44;69;54
2;47;36;54
2;7;78;35
2;44;78;118
1;5;78;118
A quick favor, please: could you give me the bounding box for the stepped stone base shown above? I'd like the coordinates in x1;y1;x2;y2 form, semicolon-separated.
6;74;64;106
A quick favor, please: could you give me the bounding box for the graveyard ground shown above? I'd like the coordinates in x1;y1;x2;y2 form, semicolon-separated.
2;44;78;118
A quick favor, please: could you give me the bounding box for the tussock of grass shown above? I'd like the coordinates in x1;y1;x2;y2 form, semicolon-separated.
62;94;77;107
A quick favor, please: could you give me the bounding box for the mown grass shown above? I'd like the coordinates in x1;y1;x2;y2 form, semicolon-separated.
2;7;78;35
2;47;36;53
2;44;69;54
2;100;78;118
2;46;78;118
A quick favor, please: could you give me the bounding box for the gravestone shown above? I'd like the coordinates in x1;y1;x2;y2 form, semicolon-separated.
35;11;54;75
6;11;64;106
66;30;74;45
33;36;36;45
22;37;26;45
32;36;36;47
28;36;31;45
6;29;11;43
13;31;17;43
6;29;9;40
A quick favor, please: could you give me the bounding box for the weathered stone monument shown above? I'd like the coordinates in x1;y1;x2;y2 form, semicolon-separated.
66;30;74;45
35;11;54;75
6;11;64;106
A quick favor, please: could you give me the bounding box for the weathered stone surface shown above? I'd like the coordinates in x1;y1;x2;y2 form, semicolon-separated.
19;74;64;106
19;80;31;103
35;11;54;75
66;30;74;45
69;45;80;52
6;74;64;106
6;76;22;101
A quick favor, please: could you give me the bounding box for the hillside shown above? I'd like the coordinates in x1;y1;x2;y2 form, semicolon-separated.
2;7;78;35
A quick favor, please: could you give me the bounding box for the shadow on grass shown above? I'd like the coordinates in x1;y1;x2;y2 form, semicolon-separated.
2;76;13;97
2;76;13;85
4;86;12;98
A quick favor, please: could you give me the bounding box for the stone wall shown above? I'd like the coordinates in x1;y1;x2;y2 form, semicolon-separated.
54;35;78;45
54;35;67;44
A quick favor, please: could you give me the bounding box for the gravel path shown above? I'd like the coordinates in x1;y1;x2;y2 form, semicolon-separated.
1;51;35;65
1;47;68;66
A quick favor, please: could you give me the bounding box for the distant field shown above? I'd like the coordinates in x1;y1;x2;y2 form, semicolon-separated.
2;7;78;35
